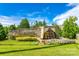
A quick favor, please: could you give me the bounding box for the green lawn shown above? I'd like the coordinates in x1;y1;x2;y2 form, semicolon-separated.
0;40;79;56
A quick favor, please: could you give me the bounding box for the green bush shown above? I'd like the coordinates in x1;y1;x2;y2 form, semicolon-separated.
0;23;7;40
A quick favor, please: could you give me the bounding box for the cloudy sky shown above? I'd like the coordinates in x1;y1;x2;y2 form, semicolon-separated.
0;3;78;26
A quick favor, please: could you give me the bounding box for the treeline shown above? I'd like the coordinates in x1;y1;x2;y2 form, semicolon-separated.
0;16;79;41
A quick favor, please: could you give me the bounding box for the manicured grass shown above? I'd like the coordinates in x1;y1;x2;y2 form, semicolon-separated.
0;40;79;56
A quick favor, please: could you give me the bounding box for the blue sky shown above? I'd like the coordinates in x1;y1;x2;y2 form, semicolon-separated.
0;3;77;26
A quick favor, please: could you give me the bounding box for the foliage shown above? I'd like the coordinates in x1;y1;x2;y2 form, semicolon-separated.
18;18;30;28
52;24;62;37
43;20;47;26
32;20;47;27
9;24;16;31
4;26;9;39
4;26;9;34
0;23;7;40
62;16;79;39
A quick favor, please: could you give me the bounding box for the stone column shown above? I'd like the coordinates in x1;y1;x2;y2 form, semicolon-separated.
37;26;45;45
40;26;44;39
76;33;79;43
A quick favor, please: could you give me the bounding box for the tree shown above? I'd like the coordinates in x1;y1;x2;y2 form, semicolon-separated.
32;20;47;27
18;18;30;28
62;16;79;39
43;20;47;26
9;24;16;31
52;24;62;37
4;26;9;34
0;23;7;40
4;26;9;39
38;21;43;26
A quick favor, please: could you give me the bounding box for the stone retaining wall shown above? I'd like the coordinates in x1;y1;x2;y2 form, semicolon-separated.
38;39;76;45
51;39;75;44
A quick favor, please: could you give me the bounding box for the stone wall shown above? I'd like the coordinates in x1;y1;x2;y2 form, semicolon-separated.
8;26;58;40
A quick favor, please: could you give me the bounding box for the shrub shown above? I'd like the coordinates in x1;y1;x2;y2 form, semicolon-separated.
0;23;7;40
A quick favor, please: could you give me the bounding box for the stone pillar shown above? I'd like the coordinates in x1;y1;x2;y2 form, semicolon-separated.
36;26;45;45
76;34;79;43
40;26;44;39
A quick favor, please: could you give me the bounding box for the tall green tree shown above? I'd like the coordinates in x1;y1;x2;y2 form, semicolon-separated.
4;26;9;36
62;16;79;39
9;24;16;31
43;20;47;26
19;18;30;28
4;26;11;40
33;20;47;27
0;23;7;40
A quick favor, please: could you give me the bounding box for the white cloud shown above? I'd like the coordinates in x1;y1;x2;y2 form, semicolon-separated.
53;4;79;25
27;16;50;26
67;3;79;6
0;15;49;26
0;15;24;26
